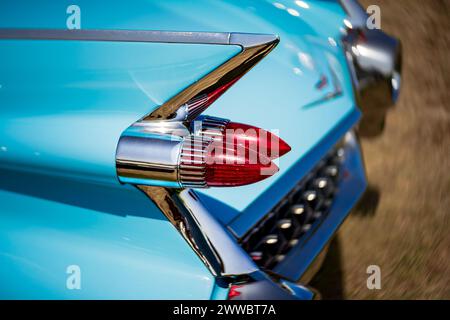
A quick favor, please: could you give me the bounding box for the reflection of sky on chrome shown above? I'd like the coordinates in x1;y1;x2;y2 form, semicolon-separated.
356;44;390;63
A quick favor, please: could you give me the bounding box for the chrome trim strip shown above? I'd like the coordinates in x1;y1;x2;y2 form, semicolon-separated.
137;186;259;277
0;28;277;48
0;28;232;44
301;68;343;109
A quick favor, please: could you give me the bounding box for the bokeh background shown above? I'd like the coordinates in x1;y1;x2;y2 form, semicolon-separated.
311;0;450;299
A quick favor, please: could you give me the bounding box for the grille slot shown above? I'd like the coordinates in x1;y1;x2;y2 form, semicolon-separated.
240;144;345;270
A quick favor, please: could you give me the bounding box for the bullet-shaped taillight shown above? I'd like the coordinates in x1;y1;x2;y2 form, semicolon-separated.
116;133;279;188
193;116;291;160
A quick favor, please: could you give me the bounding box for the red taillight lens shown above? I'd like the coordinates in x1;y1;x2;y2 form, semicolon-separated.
224;122;291;159
179;136;279;188
228;285;242;299
194;116;291;160
205;145;279;187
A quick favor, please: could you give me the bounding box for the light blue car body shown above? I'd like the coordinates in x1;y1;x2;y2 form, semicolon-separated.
0;0;364;299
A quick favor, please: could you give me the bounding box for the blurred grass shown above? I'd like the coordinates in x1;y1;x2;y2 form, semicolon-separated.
311;0;450;299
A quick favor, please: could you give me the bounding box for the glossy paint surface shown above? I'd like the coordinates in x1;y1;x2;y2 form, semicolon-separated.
0;0;361;299
0;168;216;299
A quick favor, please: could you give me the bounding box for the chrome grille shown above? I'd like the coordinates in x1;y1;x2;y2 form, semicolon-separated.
240;143;345;270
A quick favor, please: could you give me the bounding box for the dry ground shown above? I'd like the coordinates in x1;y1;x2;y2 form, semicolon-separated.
311;0;450;299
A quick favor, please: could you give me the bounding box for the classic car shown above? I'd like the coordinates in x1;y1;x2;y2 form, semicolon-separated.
0;0;401;299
